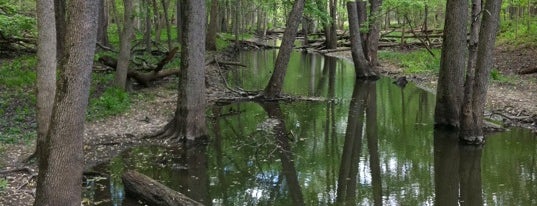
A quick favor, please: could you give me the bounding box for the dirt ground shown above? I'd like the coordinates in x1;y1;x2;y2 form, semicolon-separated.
1;45;536;205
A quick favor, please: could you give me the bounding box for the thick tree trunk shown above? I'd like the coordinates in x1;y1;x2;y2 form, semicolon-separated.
153;0;207;141
434;0;468;128
206;0;218;51
115;0;135;90
122;170;203;206
263;0;305;99
35;0;57;161
34;0;98;204
367;0;382;66
469;0;503;143
347;2;378;79
460;0;482;141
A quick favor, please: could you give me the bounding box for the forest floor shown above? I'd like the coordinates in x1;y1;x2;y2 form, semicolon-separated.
1;44;536;205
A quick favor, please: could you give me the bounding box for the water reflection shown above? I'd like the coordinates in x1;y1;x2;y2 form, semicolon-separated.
84;50;537;206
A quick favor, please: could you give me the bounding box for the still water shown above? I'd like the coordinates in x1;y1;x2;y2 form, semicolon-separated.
85;50;537;205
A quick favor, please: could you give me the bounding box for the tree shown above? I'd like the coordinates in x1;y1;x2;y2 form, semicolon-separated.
263;0;305;99
207;0;219;51
34;0;98;204
327;0;338;49
114;0;135;90
97;0;109;47
35;0;56;161
367;0;383;66
152;0;207;141
434;0;468;128
347;1;378;79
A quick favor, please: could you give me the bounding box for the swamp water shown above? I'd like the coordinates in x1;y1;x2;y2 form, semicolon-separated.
85;50;537;205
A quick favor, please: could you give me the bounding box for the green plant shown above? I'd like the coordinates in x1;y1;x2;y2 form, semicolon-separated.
87;87;131;120
0;55;37;90
0;178;7;191
490;68;515;84
379;49;441;74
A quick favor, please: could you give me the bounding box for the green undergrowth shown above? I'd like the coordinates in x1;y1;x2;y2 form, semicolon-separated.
87;86;131;121
497;19;537;49
490;68;517;84
379;48;441;74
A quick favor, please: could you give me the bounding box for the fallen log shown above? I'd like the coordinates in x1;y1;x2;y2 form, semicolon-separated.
128;69;180;87
122;170;203;206
518;67;537;75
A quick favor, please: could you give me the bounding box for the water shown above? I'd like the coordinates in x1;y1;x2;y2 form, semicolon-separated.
85;50;537;205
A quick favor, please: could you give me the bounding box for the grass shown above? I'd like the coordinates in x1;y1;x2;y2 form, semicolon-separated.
87;86;131;121
0;178;7;191
497;18;537;49
379;48;441;74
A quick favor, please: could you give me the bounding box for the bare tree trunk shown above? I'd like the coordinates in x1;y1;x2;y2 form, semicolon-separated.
161;0;173;49
460;0;481;141
206;0;218;51
34;0;98;204
54;0;66;61
176;0;182;43
328;0;338;49
356;1;368;57
152;0;161;43
35;0;57;161
367;0;382;66
153;0;207;141
434;0;468;129
263;0;305;99
144;0;152;53
347;1;378;79
115;0;135;90
97;0;109;47
470;0;503;143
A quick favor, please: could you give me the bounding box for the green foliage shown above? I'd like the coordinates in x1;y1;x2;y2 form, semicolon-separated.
0;1;36;38
490;68;516;84
0;178;7;191
87;87;131;120
379;49;441;74
0;56;37;90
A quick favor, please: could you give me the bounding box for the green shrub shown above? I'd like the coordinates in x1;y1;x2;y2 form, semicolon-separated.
87;87;131;120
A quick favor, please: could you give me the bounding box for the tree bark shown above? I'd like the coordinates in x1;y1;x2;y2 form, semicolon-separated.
122;170;203;206
206;0;219;51
97;0;110;47
434;0;468;129
144;0;152;53
367;0;383;66
54;0;66;61
35;0;57;161
161;0;173;50
469;0;503;143
263;0;305;99
34;0;98;204
328;0;338;49
115;0;135;90
460;0;482;140
153;0;207;141
347;1;378;79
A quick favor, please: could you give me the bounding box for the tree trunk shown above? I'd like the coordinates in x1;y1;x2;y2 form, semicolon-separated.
263;0;305;99
469;0;503;143
144;0;152;53
460;0;481;141
153;0;207;141
35;0;57;161
206;0;218;51
367;0;382;66
356;1;368;57
54;0;66;61
176;0;183;43
328;0;338;49
34;0;98;204
122;170;203;206
115;0;135;90
97;0;110;47
347;1;378;79
434;0;468;129
161;0;173;49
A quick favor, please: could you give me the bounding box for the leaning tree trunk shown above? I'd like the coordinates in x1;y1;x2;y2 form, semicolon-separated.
434;0;468;129
153;0;207;141
347;1;378;79
34;0;98;204
35;0;57;160
115;0;135;90
460;0;482;141
263;0;305;99
469;0;503;143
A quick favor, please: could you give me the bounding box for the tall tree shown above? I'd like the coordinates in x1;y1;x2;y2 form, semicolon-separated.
35;0;57;161
367;0;383;66
34;0;98;204
153;0;207;140
114;0;135;90
54;0;66;61
263;0;305;99
97;0;109;47
467;0;503;143
327;0;338;49
206;0;219;51
347;1;378;79
434;0;468;128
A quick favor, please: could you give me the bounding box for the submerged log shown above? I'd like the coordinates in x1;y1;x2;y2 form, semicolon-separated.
122;170;203;206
